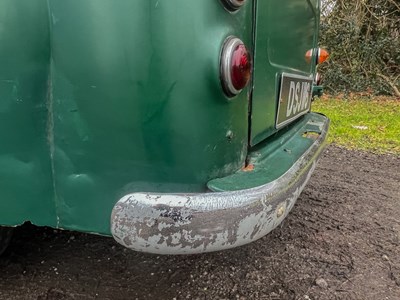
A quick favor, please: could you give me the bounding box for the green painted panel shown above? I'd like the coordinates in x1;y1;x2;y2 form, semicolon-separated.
0;0;253;234
0;0;322;235
208;112;327;191
0;0;56;227
251;0;319;145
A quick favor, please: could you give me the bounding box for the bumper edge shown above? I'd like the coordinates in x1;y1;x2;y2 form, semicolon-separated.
111;115;329;254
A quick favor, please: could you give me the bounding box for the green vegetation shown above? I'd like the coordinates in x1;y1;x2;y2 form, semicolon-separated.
312;97;400;154
320;0;399;97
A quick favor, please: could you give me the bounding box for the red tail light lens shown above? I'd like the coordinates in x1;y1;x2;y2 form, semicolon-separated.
305;49;314;64
220;37;252;97
222;0;247;11
231;44;251;90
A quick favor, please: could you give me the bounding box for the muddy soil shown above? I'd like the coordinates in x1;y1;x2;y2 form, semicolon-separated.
0;146;399;300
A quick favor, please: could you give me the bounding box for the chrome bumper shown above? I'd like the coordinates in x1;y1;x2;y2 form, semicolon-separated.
111;114;329;254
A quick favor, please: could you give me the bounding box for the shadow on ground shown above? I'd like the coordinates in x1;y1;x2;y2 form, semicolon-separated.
0;146;399;300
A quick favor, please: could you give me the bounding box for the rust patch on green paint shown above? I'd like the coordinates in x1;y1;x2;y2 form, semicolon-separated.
242;164;255;172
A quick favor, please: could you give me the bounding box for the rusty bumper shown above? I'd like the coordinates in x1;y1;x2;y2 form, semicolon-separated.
111;114;329;254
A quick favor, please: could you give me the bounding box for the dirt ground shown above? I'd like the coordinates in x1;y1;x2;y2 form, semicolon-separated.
0;146;399;300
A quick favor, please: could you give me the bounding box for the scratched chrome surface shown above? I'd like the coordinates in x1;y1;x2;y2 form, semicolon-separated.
111;117;328;254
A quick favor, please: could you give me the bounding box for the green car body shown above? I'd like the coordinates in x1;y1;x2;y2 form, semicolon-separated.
0;0;329;254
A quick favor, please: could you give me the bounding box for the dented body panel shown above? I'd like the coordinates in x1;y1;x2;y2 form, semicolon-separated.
0;0;252;234
1;0;328;254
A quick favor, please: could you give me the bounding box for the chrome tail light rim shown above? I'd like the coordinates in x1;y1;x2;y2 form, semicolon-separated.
220;36;246;97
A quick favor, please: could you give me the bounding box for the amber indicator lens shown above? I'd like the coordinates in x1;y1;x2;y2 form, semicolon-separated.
231;44;251;91
318;48;330;64
305;48;330;64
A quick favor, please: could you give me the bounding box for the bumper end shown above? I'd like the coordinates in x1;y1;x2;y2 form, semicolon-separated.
111;113;329;254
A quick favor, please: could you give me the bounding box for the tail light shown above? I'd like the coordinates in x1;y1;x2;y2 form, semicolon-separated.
305;48;330;64
317;48;330;64
220;36;252;97
222;0;247;11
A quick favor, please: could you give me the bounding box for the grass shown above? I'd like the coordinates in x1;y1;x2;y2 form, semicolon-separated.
312;97;400;154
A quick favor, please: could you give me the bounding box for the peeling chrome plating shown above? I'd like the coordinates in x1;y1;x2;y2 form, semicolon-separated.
111;118;328;255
